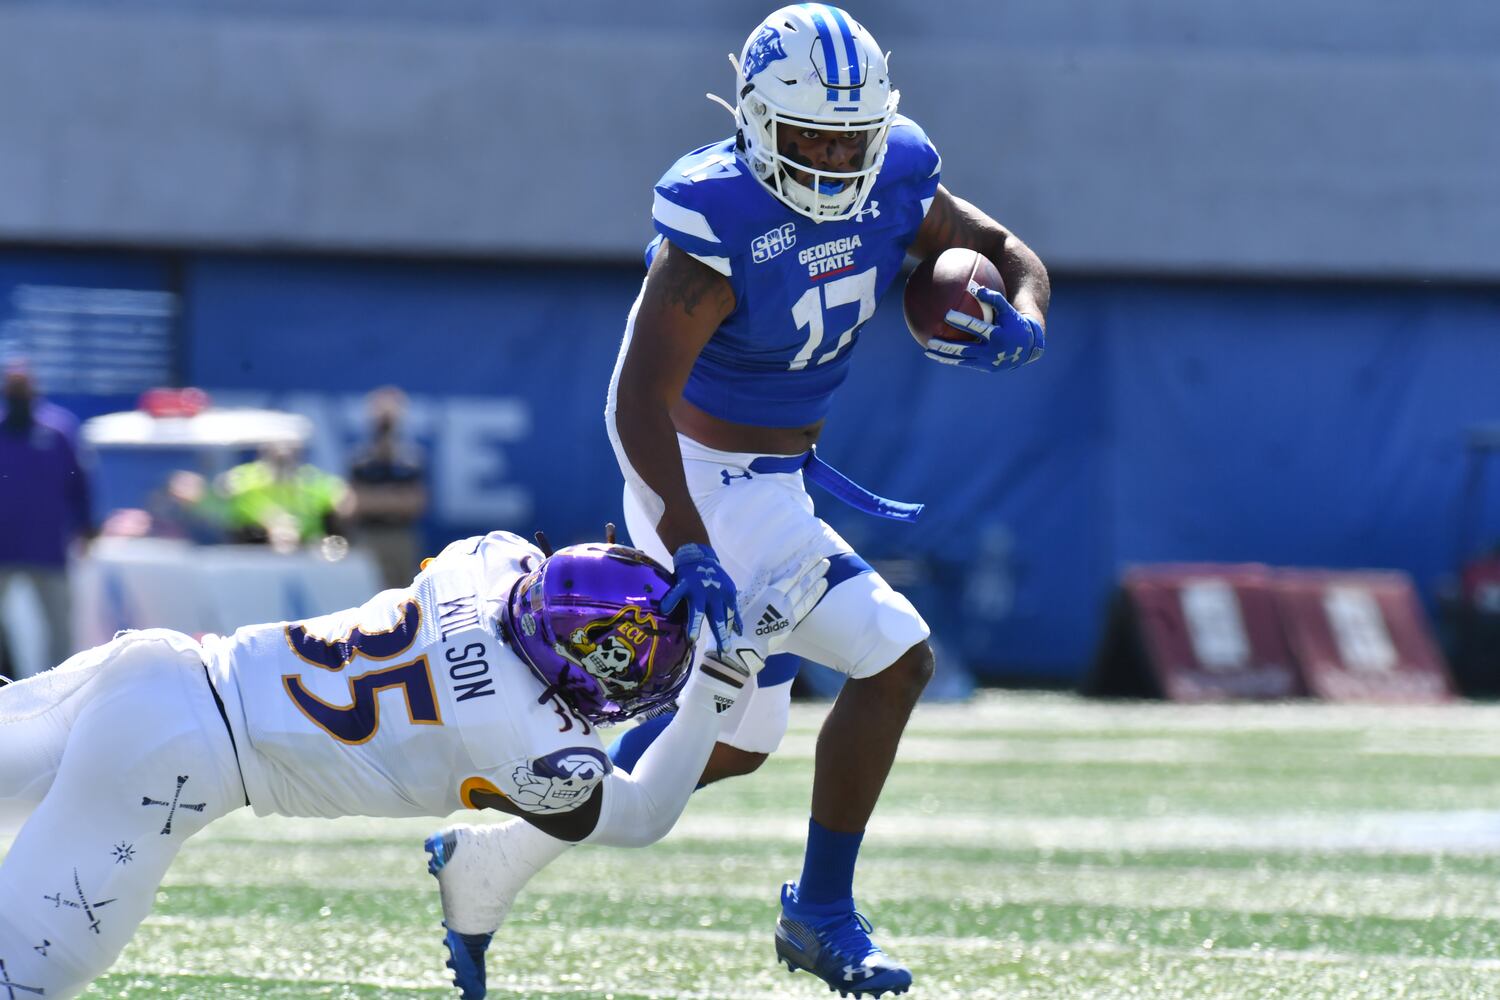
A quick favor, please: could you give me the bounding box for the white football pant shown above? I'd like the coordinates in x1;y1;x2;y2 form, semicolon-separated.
623;434;930;754
0;629;245;999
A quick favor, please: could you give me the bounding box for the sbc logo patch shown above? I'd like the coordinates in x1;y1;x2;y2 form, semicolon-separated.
752;223;797;263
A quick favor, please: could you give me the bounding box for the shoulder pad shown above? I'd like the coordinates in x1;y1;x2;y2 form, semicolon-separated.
478;530;544;563
653;140;768;264
425;531;541;576
433;535;485;562
883;115;942;187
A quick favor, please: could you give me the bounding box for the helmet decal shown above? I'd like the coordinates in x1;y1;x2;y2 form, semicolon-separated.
807;5;862;103
505;543;693;725
507;748;612;815
743;25;788;81
560;606;663;693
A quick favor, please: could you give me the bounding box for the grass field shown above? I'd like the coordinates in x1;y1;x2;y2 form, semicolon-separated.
70;692;1500;999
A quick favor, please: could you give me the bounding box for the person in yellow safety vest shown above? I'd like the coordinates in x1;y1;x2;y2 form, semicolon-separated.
219;442;352;551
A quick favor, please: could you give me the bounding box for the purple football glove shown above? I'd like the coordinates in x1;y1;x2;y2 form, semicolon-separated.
662;543;740;653
925;284;1045;372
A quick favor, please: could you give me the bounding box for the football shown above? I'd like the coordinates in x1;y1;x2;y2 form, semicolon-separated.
902;247;1006;349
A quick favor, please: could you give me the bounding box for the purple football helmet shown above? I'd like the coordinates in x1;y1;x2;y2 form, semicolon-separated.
506;542;693;724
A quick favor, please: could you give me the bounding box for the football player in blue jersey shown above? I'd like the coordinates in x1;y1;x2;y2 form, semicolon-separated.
424;6;1048;998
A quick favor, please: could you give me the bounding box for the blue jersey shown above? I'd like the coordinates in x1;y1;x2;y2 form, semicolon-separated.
648;116;941;428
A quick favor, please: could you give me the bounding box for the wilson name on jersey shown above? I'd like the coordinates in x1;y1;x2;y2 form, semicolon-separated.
648;115;941;428
209;532;611;819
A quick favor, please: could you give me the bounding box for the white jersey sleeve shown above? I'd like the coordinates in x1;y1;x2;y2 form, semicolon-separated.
584;682;723;847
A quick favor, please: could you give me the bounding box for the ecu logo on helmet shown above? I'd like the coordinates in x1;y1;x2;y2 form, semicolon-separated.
567;607;660;691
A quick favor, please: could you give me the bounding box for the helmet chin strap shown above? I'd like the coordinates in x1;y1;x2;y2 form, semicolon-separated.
534;666;590;708
706;91;736;118
706;51;740;119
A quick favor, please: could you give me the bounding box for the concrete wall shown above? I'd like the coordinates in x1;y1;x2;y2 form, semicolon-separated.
1;1;1498;279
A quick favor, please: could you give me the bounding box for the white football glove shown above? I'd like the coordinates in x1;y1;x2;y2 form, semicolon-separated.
680;556;831;715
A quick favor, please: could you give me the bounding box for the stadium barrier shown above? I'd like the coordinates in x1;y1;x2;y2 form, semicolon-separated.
71;537;380;651
1274;569;1455;703
1085;564;1455;703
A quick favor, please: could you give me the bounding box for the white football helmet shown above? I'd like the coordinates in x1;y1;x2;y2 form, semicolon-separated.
719;5;899;222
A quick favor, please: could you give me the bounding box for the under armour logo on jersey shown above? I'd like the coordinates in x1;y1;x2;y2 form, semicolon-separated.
0;958;44;998
752;223;797;263
142;775;207;836
44;869;117;936
854;200;881;223
754;603;791;637
721;468;754;485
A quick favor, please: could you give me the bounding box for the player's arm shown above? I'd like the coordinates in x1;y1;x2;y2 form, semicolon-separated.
613;239;736;553
910;184;1050;328
611;238;743;649
473;559;829;846
583;664;737;847
581;558;828;848
910;185;1050;371
464;655;743;845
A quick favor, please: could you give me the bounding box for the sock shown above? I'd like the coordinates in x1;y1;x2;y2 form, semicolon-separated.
440;820;571;934
607;711;675;773
796;816;864;907
471;819;570;877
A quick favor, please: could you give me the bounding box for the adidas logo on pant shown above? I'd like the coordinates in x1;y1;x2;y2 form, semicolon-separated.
755;604;791;637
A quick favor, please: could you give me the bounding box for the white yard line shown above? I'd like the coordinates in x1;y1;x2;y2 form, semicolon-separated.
661;808;1500;855
183;806;1500;855
793;692;1500;737
132;915;1500;976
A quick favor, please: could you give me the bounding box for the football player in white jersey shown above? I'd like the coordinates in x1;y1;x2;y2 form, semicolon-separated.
427;6;1051;999
0;530;826;999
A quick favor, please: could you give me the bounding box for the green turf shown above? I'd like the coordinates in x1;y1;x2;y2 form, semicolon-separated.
33;692;1500;997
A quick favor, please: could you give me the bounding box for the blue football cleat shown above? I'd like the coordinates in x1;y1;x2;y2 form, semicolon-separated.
774;880;912;998
425;832;494;1000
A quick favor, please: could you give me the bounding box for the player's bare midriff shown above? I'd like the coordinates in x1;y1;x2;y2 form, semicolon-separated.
671;398;823;456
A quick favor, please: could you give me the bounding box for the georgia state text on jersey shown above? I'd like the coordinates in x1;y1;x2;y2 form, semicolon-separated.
648;116;941;428
203;532;614;820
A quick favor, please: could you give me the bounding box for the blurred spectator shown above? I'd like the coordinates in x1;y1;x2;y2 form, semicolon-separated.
219;441;352;552
1460;543;1500;613
0;361;94;676
1446;542;1500;697
153;469;232;545
348;386;428;588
